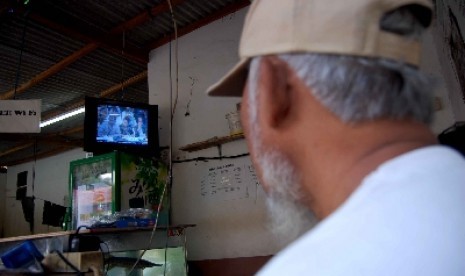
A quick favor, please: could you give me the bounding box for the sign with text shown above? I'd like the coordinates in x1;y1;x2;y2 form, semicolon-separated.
0;100;41;133
201;162;259;201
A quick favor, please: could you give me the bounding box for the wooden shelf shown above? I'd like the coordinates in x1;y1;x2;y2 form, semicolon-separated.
179;133;244;152
0;225;196;253
0;224;196;244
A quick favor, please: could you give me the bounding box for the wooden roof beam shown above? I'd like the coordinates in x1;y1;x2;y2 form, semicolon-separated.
0;0;183;100
26;12;148;64
41;71;148;121
0;43;98;100
0;70;148;164
3;145;77;166
0;142;35;158
0;125;83;161
110;0;187;34
0;71;146;160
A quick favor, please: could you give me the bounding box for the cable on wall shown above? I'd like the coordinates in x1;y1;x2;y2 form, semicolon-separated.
32;138;37;197
126;176;169;274
51;250;84;275
120;30;126;100
28;138;39;234
128;1;179;274
120;0;128;100
167;1;179;274
184;77;197;116
173;153;250;164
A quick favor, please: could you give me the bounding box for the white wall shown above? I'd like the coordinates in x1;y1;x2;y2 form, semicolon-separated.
0;172;6;237
3;148;86;237
429;0;465;122
421;29;456;134
148;8;281;261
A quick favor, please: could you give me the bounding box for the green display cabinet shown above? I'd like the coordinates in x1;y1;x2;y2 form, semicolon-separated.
68;151;169;230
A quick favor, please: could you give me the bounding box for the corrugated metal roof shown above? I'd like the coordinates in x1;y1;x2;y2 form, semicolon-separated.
0;0;250;166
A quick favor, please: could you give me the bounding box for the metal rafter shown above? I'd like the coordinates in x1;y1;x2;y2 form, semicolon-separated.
0;0;187;100
42;70;148;120
0;0;251;166
0;71;147;159
26;12;148;64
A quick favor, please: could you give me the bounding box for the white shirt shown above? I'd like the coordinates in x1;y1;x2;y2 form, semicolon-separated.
258;146;465;276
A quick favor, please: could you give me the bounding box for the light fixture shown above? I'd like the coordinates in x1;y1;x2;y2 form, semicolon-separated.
40;107;85;128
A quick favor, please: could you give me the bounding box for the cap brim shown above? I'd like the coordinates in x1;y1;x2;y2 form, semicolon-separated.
207;58;250;97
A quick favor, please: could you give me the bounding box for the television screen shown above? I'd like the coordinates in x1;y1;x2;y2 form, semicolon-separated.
84;97;159;156
96;104;148;145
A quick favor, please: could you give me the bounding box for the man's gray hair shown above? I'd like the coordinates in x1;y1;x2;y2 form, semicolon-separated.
248;5;434;124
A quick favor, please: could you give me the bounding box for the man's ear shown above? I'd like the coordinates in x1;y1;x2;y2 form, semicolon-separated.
256;56;294;130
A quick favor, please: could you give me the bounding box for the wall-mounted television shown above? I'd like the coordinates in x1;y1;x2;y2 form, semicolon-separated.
84;97;159;156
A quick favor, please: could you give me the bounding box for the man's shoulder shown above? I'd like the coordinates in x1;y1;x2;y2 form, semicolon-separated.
258;146;465;276
374;145;465;178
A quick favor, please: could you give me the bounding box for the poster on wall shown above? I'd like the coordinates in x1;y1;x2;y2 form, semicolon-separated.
201;162;260;202
432;0;465;119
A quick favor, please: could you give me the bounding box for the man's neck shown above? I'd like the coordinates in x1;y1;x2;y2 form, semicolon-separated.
298;120;436;219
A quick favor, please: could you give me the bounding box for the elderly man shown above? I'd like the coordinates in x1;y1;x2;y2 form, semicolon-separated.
208;0;465;275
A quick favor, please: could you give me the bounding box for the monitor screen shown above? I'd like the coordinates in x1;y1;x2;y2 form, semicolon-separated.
96;104;148;146
84;97;159;156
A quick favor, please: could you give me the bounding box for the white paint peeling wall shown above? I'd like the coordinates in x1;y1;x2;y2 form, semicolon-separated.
428;0;465;122
148;8;283;260
421;29;456;134
0;172;6;237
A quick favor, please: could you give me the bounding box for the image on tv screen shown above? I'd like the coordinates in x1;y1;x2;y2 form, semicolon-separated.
96;104;148;146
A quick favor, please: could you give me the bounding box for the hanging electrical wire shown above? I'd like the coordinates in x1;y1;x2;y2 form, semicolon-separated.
169;0;179;119
26;138;39;234
127;1;179;274
13;5;31;100
120;0;128;100
126;175;169;275
120;30;126;100
184;77;197;116
167;1;179;272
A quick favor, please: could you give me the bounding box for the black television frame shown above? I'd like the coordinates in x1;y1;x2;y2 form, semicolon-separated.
84;97;159;157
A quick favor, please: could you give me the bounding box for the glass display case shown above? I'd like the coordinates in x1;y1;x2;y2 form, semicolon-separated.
68;151;169;230
69;152;119;229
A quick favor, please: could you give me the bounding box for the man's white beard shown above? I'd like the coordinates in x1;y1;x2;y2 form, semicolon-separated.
256;149;317;247
247;57;316;247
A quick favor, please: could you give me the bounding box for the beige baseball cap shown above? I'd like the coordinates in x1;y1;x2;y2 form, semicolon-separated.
207;0;433;97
